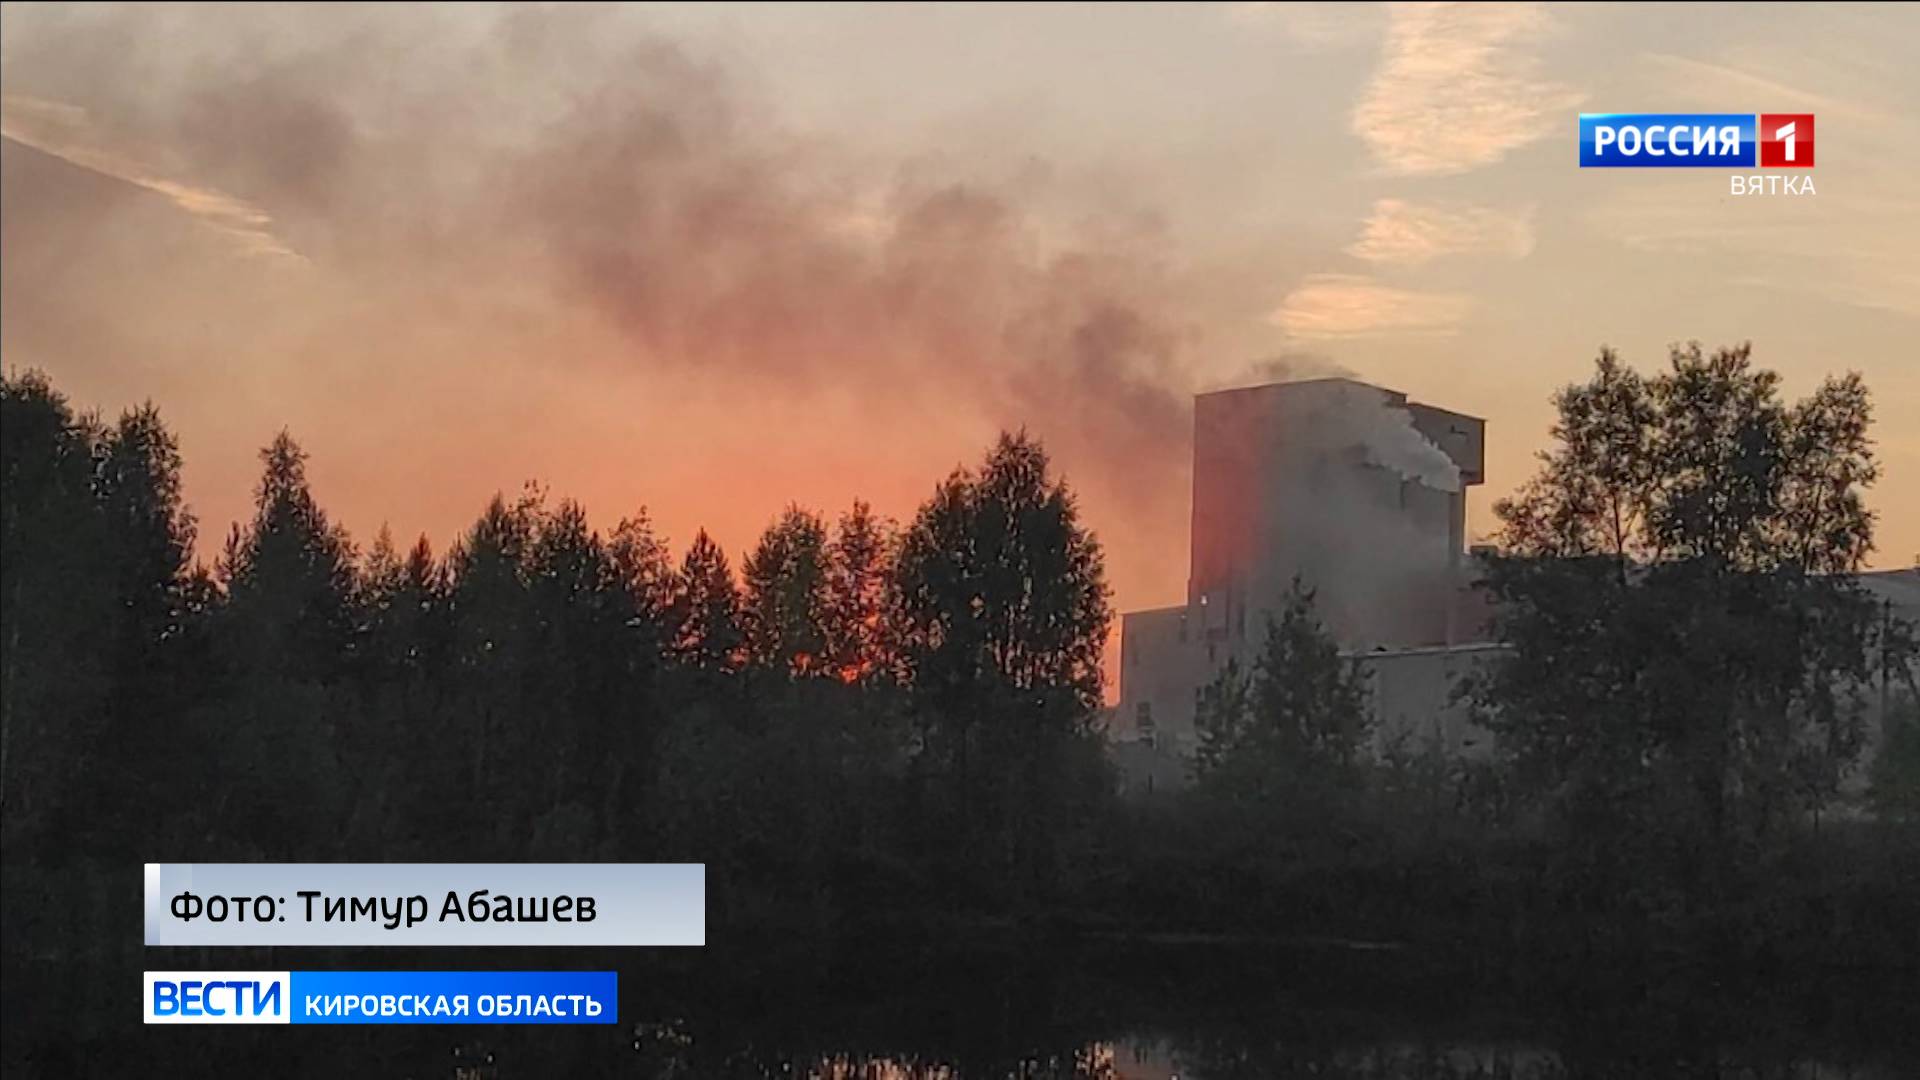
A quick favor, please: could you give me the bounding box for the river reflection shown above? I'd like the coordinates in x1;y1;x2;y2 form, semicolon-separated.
409;940;1920;1078
616;1019;1915;1079
615;1044;1912;1079
617;1035;1915;1079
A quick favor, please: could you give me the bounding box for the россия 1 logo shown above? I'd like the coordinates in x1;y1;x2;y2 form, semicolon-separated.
1757;113;1814;167
1579;113;1814;168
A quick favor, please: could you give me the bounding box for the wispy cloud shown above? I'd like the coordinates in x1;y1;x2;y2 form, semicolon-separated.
0;94;301;261
1347;198;1534;265
1587;186;1920;319
1270;273;1472;339
1639;53;1849;115
1351;2;1582;176
1225;2;1381;47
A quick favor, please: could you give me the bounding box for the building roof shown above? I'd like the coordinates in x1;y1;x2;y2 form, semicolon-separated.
1855;568;1920;614
1195;375;1382;400
1194;375;1486;422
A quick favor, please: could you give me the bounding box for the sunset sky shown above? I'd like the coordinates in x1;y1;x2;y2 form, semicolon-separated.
4;1;1917;632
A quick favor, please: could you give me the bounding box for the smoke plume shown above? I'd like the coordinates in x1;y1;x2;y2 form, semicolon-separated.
0;4;1323;622
1361;404;1462;494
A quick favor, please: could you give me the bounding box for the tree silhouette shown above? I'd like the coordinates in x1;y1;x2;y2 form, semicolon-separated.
668;529;744;673
1194;577;1371;798
1;373;114;853
607;508;675;650
823;499;895;685
891;431;1112;902
742;506;830;676
1481;342;1907;930
218;431;357;678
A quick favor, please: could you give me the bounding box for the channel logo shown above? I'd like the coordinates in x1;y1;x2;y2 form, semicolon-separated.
1579;113;1814;168
144;971;289;1025
144;971;617;1025
1757;113;1814;167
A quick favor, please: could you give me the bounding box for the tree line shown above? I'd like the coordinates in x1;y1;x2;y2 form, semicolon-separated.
1;367;1119;923
2;344;1918;1072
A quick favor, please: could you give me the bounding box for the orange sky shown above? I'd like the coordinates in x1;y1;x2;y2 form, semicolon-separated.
3;3;1915;644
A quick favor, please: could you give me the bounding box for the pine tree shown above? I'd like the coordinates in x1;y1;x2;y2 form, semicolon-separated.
823;500;894;684
1193;578;1371;799
668;530;744;672
219;431;357;677
742;506;830;676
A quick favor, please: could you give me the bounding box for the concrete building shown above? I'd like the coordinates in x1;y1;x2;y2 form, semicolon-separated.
1114;377;1495;792
1186;378;1484;650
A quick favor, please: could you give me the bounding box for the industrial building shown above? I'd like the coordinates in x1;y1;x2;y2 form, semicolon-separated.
1111;376;1919;796
1112;377;1496;793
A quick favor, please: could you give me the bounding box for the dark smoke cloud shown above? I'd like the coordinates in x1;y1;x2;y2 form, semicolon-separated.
0;2;1318;611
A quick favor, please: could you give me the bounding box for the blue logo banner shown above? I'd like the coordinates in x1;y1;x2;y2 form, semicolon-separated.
1579;113;1756;167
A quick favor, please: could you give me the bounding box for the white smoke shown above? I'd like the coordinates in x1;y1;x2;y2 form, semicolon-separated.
1361;403;1462;493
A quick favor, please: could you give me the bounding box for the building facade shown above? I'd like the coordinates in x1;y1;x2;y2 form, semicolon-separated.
1114;378;1494;791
